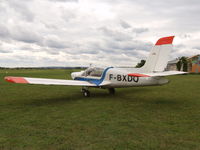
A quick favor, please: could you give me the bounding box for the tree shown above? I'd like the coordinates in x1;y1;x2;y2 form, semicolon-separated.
176;59;182;71
136;60;146;68
181;57;188;72
176;57;188;72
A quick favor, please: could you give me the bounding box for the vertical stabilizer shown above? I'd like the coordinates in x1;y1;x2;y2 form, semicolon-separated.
141;36;175;72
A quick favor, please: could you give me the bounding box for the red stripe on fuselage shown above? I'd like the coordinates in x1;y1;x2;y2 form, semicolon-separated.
128;73;150;77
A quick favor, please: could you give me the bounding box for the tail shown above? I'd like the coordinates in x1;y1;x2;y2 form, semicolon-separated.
141;36;175;72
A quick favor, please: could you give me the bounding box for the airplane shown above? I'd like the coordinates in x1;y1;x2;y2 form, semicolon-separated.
4;36;187;97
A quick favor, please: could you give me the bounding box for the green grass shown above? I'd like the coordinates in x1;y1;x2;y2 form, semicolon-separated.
0;69;200;150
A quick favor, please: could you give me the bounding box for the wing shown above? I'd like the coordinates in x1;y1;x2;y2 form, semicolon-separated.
4;76;97;86
128;71;187;77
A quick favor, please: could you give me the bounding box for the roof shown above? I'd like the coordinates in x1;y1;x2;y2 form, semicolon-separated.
168;59;179;64
187;54;200;60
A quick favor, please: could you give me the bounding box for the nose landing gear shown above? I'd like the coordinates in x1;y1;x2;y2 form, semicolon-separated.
81;87;90;97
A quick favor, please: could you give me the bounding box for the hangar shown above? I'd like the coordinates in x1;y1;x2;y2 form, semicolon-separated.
188;55;200;73
166;55;200;73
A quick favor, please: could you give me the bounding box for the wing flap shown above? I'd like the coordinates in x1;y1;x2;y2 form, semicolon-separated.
5;76;96;86
128;71;187;77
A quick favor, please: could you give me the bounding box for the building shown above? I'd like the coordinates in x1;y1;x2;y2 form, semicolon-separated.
165;59;179;71
187;55;200;73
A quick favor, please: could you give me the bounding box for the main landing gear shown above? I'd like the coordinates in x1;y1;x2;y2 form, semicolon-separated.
81;87;116;97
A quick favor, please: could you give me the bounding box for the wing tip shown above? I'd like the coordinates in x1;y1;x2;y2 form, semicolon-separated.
4;76;28;84
155;36;175;45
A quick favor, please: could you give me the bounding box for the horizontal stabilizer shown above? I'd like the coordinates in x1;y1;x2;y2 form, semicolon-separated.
128;71;187;77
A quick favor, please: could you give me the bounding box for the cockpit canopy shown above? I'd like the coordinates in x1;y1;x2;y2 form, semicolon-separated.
82;67;104;77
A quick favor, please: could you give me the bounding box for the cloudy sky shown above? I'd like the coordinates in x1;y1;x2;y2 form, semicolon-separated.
0;0;200;67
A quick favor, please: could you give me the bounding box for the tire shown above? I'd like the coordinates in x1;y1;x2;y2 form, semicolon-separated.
83;90;90;97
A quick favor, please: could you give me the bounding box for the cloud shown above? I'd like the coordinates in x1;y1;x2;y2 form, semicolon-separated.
0;0;200;67
43;36;69;49
6;0;35;22
133;27;149;34
11;27;43;44
0;24;10;38
0;23;43;44
120;20;131;29
49;0;78;2
99;27;132;41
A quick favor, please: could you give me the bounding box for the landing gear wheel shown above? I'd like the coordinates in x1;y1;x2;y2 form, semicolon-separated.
108;88;115;95
82;89;90;97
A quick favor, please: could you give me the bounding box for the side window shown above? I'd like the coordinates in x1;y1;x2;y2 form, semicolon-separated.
81;68;104;77
90;68;104;77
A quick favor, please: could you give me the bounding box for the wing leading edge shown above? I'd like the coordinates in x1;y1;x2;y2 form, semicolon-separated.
4;76;98;86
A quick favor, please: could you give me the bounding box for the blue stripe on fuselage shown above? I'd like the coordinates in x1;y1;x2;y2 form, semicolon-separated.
74;67;113;86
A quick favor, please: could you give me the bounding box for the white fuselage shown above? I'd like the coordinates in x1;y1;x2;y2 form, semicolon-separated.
72;67;169;88
102;68;169;88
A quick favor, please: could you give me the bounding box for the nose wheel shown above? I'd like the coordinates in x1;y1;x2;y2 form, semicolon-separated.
81;88;90;97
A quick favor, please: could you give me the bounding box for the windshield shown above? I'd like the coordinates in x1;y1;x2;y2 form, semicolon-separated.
82;67;104;77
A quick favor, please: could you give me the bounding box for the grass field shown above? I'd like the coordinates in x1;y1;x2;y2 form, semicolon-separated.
0;69;200;150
